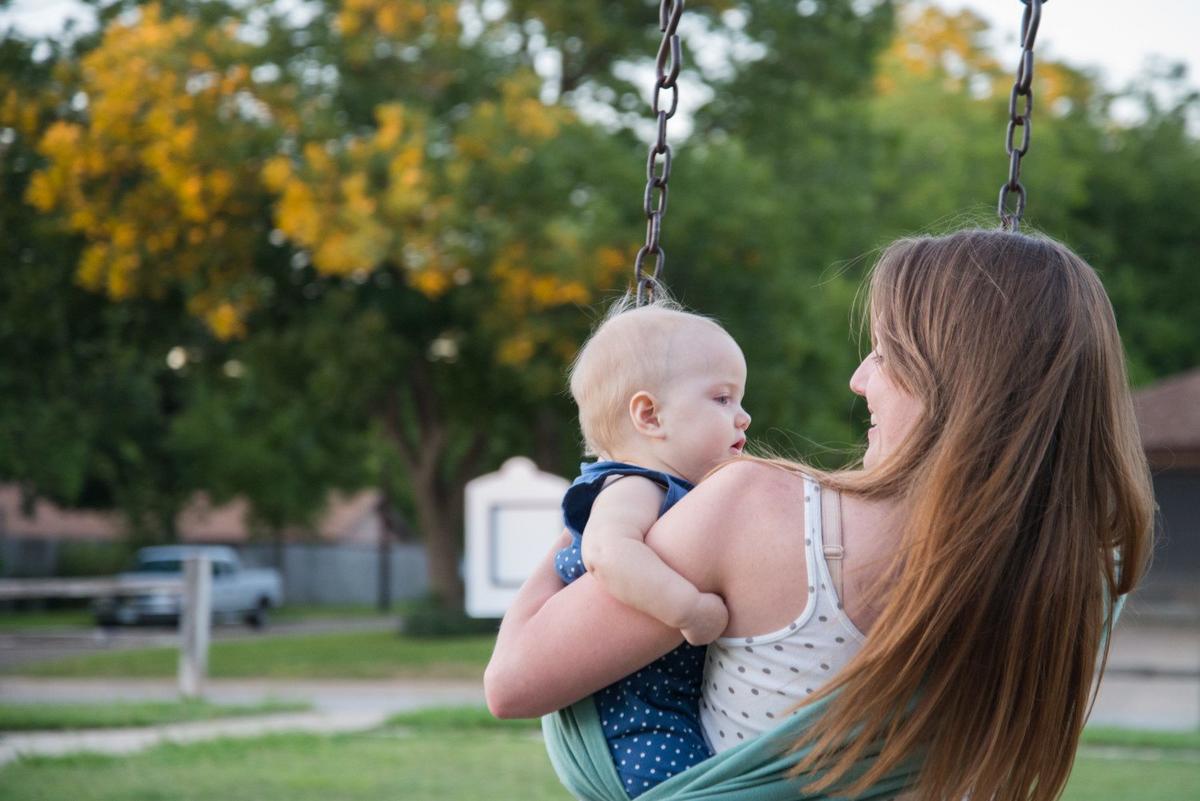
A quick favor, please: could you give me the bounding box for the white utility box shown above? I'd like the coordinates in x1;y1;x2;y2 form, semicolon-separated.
464;456;569;618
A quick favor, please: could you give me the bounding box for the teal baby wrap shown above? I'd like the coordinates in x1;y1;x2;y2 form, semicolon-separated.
542;694;916;801
541;594;1125;800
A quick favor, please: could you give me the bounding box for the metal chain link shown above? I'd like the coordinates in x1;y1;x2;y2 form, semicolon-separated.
998;0;1046;231
633;0;684;306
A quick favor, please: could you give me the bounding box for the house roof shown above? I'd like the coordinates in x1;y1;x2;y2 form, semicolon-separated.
0;485;384;544
0;485;121;541
1133;367;1200;461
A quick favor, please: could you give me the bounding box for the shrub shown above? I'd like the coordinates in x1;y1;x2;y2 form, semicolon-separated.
400;597;499;637
56;541;138;577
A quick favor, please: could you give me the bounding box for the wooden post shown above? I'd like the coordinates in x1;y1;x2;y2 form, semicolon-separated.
377;524;392;612
178;554;212;699
377;493;401;612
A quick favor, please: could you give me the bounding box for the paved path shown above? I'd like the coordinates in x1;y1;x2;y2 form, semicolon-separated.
0;677;485;767
1090;606;1200;732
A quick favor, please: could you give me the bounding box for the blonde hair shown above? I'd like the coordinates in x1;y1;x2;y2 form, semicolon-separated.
762;229;1153;801
569;294;727;457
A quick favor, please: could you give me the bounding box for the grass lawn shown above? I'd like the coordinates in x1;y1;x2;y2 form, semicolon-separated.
1062;756;1200;801
5;630;495;680
0;699;311;732
0;707;1195;801
0;723;565;801
1081;726;1200;751
0;608;93;631
386;705;544;732
0;604;391;632
267;604;394;624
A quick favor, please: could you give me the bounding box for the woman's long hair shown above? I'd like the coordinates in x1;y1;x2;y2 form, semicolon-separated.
779;230;1154;801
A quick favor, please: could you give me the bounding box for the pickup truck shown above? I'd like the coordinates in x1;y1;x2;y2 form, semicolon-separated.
92;545;284;628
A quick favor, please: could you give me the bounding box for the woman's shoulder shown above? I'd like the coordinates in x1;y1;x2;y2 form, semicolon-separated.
647;458;808;592
669;458;810;534
700;458;811;500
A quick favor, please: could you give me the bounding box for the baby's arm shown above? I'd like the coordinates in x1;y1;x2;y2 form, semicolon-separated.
581;476;728;645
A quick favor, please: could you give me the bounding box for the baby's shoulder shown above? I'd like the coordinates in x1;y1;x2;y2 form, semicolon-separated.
597;472;668;501
585;473;668;531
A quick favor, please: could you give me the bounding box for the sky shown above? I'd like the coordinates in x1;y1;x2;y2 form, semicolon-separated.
2;0;1198;95
936;0;1199;91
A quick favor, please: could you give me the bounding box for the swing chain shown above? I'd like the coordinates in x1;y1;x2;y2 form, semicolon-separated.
634;0;685;306
998;0;1046;232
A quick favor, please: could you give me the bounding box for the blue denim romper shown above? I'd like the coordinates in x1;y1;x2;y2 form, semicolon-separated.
555;461;710;798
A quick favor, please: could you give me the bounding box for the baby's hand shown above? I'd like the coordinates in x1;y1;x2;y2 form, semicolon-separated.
680;592;729;646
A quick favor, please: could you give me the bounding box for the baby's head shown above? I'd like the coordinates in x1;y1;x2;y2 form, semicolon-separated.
569;296;750;483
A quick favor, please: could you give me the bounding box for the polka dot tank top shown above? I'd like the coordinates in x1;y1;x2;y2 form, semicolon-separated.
555;461;708;798
699;476;867;753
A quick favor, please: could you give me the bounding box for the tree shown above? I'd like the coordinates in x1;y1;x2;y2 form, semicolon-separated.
25;1;654;606
16;0;1194;609
0;28;198;542
864;4;1200;383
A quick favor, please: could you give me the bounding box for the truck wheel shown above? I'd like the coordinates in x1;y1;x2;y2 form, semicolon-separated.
245;598;270;630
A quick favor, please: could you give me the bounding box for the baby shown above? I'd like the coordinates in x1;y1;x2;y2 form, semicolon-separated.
552;297;751;796
557;297;750;644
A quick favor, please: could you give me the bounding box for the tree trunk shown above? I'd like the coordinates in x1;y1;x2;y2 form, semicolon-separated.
376;517;392;613
377;357;499;612
377;492;410;611
270;529;286;581
380;369;460;610
415;495;463;610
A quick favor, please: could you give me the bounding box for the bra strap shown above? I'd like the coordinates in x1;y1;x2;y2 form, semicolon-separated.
821;487;845;601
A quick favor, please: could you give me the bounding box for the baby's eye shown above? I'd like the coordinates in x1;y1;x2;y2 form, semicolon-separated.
714;395;731;405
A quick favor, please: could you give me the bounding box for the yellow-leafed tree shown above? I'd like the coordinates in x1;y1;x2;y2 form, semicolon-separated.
28;1;651;607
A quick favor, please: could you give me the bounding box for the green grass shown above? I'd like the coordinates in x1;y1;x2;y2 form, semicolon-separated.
1061;756;1200;801
268;604;395;624
0;729;567;801
0;608;93;631
0;604;392;632
0;699;311;731
1082;726;1200;751
386;705;540;732
6;630;495;679
0;711;1195;801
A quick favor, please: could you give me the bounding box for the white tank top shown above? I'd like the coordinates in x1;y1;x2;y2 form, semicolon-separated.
699;476;866;752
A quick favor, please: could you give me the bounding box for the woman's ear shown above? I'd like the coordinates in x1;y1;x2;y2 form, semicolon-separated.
629;391;666;438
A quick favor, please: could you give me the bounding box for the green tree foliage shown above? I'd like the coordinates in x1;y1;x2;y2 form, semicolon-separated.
863;4;1200;382
0;31;197;542
2;0;1196;606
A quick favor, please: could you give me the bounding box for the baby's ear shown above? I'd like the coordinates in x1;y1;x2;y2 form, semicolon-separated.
629;391;664;438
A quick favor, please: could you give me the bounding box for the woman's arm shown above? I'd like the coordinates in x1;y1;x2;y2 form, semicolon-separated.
484;460;771;718
485;559;681;718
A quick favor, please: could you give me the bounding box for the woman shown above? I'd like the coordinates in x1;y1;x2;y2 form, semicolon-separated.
486;229;1153;801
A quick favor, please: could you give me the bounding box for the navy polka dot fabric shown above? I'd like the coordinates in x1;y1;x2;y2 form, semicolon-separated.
556;461;709;798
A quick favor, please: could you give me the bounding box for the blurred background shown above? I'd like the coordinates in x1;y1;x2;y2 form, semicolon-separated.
0;1;1196;799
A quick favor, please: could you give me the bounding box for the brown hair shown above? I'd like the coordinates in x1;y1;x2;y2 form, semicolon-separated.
778;230;1154;801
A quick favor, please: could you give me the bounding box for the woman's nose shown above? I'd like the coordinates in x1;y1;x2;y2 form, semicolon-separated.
849;356;871;397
